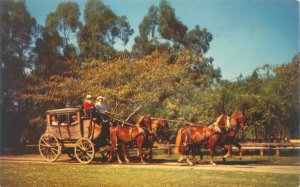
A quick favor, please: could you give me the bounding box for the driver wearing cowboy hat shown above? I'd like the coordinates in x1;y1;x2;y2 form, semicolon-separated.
95;96;108;122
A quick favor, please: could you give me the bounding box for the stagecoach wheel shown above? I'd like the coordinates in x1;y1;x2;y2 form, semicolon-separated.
39;133;61;162
74;138;95;164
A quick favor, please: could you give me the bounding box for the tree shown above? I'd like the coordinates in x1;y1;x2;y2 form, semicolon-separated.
184;25;213;54
45;2;80;47
132;0;213;59
33;26;64;77
132;5;161;57
78;0;133;60
158;0;187;46
0;0;37;146
45;2;80;59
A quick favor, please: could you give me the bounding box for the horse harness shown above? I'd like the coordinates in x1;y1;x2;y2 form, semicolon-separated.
183;123;225;147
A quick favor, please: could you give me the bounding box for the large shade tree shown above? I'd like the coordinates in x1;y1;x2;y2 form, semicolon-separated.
133;0;213;58
0;0;37;146
78;0;133;61
45;2;80;60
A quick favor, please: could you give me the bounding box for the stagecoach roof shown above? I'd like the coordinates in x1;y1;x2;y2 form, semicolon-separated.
46;108;81;114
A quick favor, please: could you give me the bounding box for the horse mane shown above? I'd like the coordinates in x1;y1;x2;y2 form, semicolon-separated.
214;114;225;127
151;119;159;130
136;115;151;129
136;116;145;126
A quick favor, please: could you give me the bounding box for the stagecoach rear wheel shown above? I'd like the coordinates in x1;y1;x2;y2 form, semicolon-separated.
39;133;61;162
74;138;95;164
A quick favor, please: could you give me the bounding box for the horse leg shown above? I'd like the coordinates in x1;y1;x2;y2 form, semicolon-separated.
191;145;197;164
186;156;194;166
108;140;115;162
136;136;146;164
209;145;216;166
108;148;113;162
116;144;123;164
222;144;232;163
186;145;194;166
200;147;203;161
194;145;203;164
123;144;130;163
178;154;185;162
147;147;153;160
232;141;242;160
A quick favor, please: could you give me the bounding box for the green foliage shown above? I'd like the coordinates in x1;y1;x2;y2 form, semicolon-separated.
45;2;80;60
0;0;37;146
45;2;80;46
184;25;213;54
0;0;36;84
33;27;64;77
2;0;299;145
158;0;187;45
132;0;212;59
132;5;162;57
210;54;299;140
78;0;133;60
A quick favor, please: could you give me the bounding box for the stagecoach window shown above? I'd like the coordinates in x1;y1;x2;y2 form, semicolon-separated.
70;114;78;126
60;115;67;126
50;115;58;126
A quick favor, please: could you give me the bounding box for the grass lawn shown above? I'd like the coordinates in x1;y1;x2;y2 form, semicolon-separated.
0;160;299;187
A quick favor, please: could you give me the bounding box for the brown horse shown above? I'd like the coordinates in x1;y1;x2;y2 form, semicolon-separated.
221;111;247;161
175;114;230;166
151;117;169;143
108;115;152;164
195;111;247;164
141;117;170;160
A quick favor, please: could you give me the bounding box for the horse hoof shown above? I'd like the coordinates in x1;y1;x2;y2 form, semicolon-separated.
125;159;130;163
142;162;149;165
177;158;184;162
210;162;217;166
188;161;194;166
118;161;123;164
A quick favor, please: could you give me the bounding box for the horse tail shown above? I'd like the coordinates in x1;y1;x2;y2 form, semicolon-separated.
175;128;183;154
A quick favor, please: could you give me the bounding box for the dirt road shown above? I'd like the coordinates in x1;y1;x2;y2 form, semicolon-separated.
1;154;299;175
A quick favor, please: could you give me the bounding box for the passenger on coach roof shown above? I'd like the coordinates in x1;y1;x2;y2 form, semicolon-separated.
83;95;95;116
95;96;108;122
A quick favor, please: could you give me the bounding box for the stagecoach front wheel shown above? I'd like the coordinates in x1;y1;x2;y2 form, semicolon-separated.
39;133;61;162
74;138;95;164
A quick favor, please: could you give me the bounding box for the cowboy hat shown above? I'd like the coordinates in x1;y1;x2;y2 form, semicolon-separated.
97;96;105;100
86;95;92;99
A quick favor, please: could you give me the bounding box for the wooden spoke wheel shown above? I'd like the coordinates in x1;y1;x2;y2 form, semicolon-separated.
39;133;61;162
74;138;95;164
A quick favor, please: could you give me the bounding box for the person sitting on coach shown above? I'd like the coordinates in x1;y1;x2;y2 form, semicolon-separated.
83;95;95;117
95;96;108;123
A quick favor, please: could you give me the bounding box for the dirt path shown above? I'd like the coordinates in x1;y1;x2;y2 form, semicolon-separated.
1;155;299;175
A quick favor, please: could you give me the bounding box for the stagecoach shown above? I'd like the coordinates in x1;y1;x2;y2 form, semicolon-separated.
38;108;109;164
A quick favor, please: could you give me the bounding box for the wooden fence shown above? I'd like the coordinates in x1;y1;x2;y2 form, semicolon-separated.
153;142;300;157
23;142;300;157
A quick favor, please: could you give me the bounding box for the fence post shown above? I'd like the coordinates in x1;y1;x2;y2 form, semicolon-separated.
260;148;264;157
276;148;280;156
167;143;171;156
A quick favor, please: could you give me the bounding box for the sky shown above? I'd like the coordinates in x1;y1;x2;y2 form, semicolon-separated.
25;0;299;80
